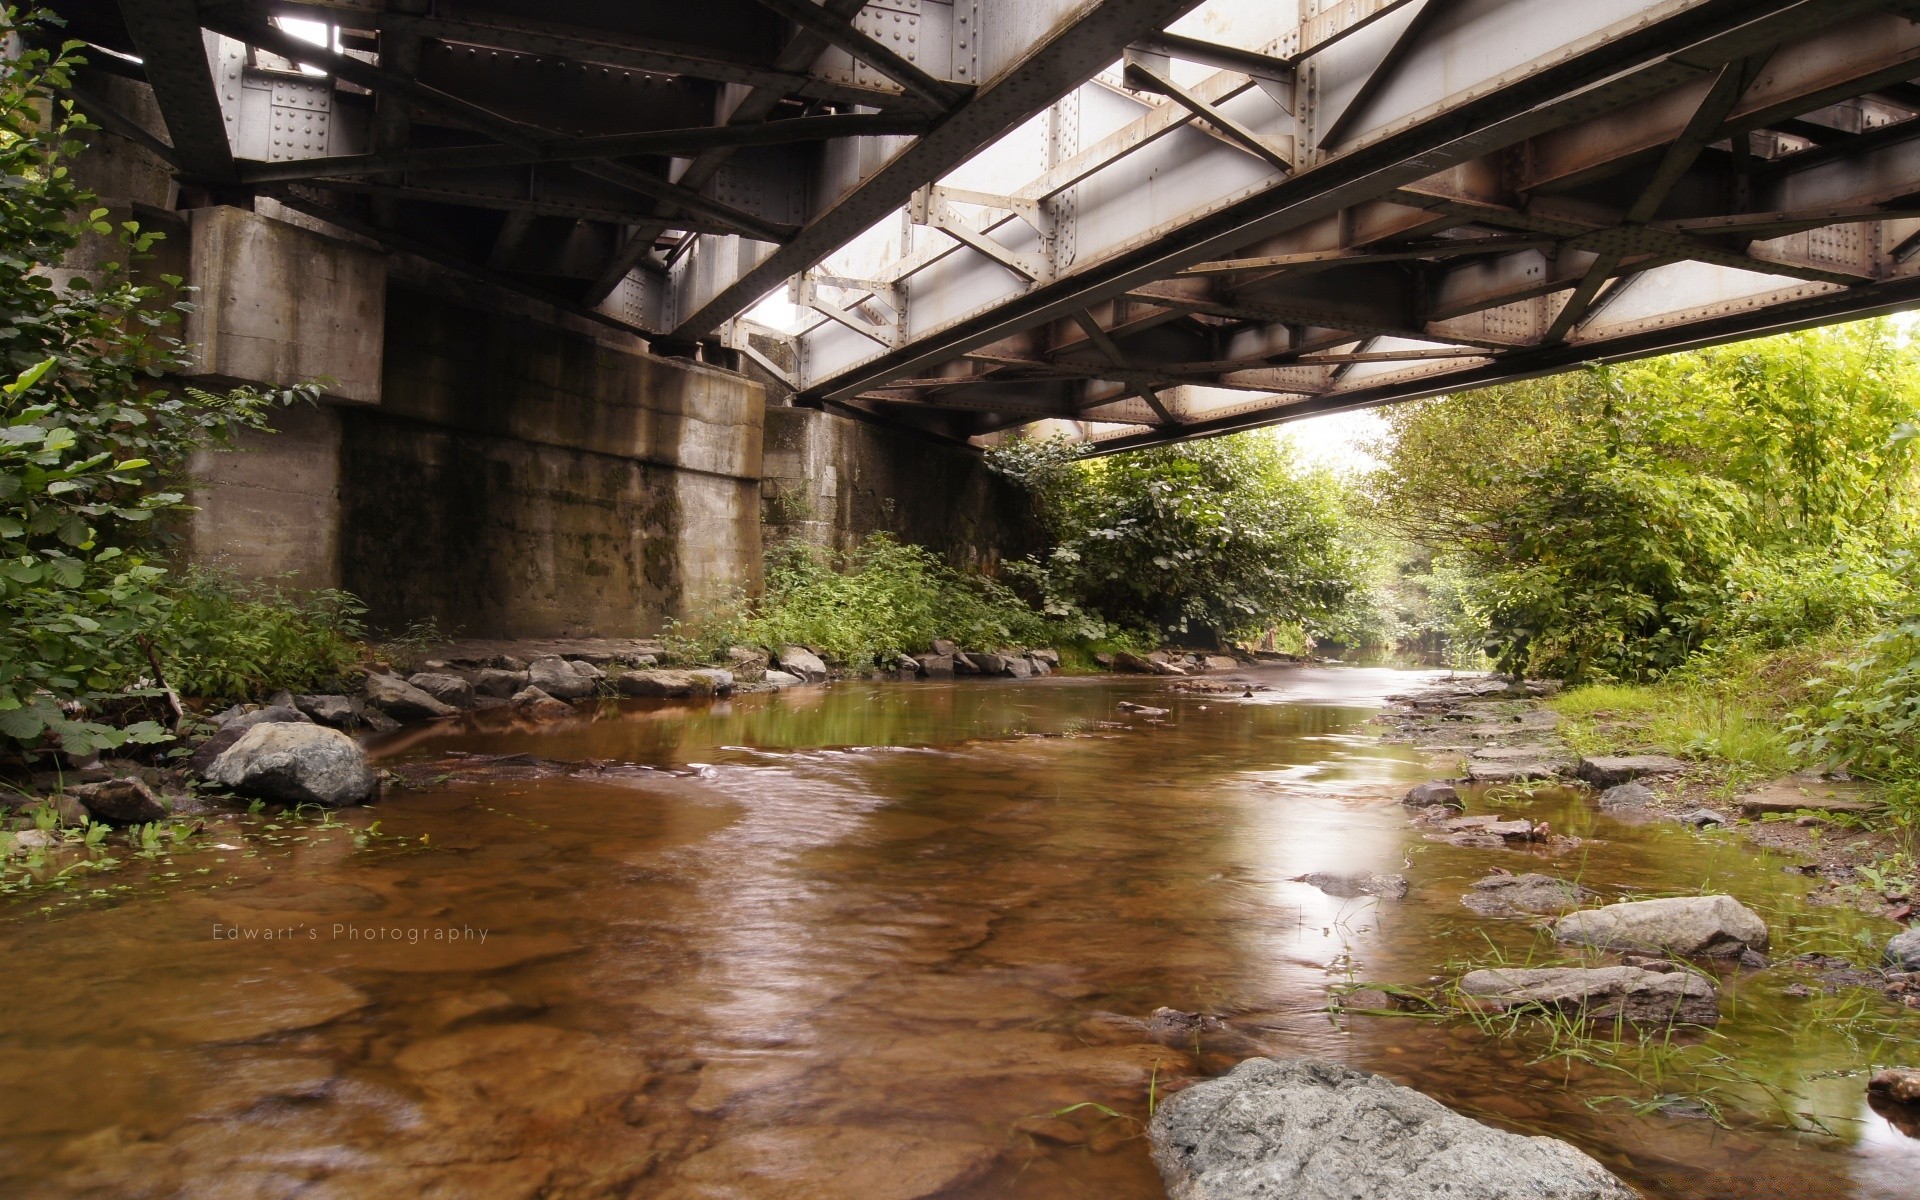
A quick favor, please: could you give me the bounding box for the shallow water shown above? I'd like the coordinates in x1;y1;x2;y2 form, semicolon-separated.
2;668;1918;1198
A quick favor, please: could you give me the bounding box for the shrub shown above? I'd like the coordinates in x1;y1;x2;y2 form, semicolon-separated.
157;570;369;703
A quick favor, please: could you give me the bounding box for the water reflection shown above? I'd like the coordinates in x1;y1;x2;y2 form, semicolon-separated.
0;667;1915;1199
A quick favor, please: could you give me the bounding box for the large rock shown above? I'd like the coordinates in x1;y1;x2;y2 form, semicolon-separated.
1887;927;1920;971
1112;651;1161;675
69;778;168;825
775;646;828;683
1029;648;1060;667
1003;654;1033;679
615;668;729;698
1149;1057;1635;1200
969;651;1009;675
1870;1066;1920;1104
1555;895;1767;958
202;723;376;808
762;670;803;689
919;653;955;678
1576;755;1689;788
470;668;528;699
406;672;475;709
218;704;312;733
1466;747;1571;784
509;686;574;721
364;673;458;722
527;656;599;701
294;694;362;729
1462;873;1593;917
1459;965;1719;1026
1739;773;1878;818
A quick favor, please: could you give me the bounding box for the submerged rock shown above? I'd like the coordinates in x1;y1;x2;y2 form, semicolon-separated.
1465;751;1570;784
1459;965;1719;1026
364;673;457;722
775;646;828;682
69;777;168;825
1672;808;1729;828
1598;781;1655;811
1462;872;1592;916
1295;871;1409;900
1555;894;1768;958
1576;754;1688;788
762;669;804;689
294;694;362;729
1888;927;1920;971
615;668;730;698
509;686;574;721
1149;1057;1636;1200
203;723;376;808
1117;701;1169;716
1403;781;1461;809
1869;1066;1920;1104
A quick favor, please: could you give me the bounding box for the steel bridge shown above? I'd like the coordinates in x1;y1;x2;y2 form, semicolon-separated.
55;0;1920;449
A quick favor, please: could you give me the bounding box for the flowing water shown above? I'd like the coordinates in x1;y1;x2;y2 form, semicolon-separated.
2;668;1918;1199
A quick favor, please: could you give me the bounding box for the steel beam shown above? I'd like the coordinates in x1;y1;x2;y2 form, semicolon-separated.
121;0;233;179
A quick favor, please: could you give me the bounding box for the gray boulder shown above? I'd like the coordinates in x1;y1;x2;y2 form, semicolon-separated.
1003;654;1033;679
1459;965;1719;1026
1149;1057;1636;1200
969;651;1008;675
1466;748;1570;784
615;668;728;698
70;777;168;825
1030;648;1060;667
1555;894;1768;958
527;656;598;700
509;686;574;721
1403;781;1461;809
221;704;312;733
294;694;362;729
1112;651;1161;675
919;653;955;677
762;669;803;689
689;668;735;695
471;668;529;699
1673;808;1728;828
407;672;475;709
1888;927;1920;971
928;638;958;658
1295;871;1408;900
950;651;979;676
775;646;828;682
1462;873;1592;917
1598;781;1655;811
364;673;457;722
203;723;376;808
1577;754;1689;788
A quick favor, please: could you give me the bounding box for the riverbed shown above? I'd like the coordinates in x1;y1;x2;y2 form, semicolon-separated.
2;667;1916;1198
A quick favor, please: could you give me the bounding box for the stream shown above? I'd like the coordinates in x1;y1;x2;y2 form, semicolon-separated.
2;667;1917;1198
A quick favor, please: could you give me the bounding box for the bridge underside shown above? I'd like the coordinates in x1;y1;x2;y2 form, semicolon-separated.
57;0;1920;450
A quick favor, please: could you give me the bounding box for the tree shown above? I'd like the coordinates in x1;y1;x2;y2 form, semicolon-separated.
0;17;304;756
993;434;1358;645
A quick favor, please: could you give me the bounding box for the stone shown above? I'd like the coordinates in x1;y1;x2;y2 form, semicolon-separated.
762;670;803;689
1112;651;1160;675
69;778;168;825
1462;873;1592;916
221;704;313;733
1673;808;1729;828
1295;871;1409;900
509;686;574;721
364;673;458;722
1403;781;1461;809
1598;781;1655;811
1002;654;1032;679
1869;1067;1920;1104
1117;701;1169;716
1576;754;1689;787
1459;966;1719;1026
203;723;376;808
1149;1057;1635;1200
1146;1006;1229;1046
489;653;529;671
1740;773;1879;818
8;829;57;854
615;668;727;698
929;638;958;658
970;651;1008;675
918;653;955;677
1012;1116;1085;1145
187;726;249;776
294;694;362;729
1030;648;1060;667
1203;655;1238;672
1555;894;1768;958
1430;814;1540;844
894;654;922;678
360;707;401;734
950;651;979;675
689;668;735;695
726;646;770;682
527;655;598;700
1466;750;1569;784
776;646;829;682
1887;927;1920;971
406;672;475;708
471;668;528;699
208;702;256;728
1027;654;1052;676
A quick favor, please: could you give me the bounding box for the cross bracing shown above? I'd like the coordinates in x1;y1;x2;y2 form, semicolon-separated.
54;0;1920;449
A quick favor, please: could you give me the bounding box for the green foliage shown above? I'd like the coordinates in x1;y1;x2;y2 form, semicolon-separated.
1369;324;1920;680
666;535;1054;670
0;16;311;755
1789;607;1920;829
156;569;369;703
991;433;1359;644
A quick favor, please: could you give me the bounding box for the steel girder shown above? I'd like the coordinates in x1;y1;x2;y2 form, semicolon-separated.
72;0;1200;335
768;0;1920;448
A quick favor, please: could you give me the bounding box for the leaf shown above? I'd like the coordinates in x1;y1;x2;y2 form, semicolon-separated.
0;706;48;741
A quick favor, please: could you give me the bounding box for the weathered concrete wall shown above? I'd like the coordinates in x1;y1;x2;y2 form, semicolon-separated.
337;284;765;638
181;403;343;592
760;407;1034;569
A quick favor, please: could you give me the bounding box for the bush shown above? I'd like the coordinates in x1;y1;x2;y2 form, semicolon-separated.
157;570;369;703
1790;614;1920;826
666;535;1056;670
